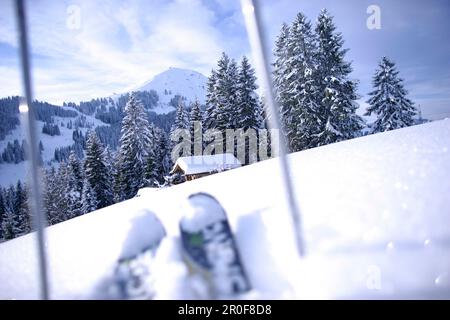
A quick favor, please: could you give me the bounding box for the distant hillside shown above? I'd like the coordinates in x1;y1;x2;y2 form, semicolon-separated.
0;67;208;187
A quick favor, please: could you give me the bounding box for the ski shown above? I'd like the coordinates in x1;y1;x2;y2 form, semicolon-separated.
179;192;251;299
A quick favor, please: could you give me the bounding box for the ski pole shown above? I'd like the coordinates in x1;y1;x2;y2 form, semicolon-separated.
240;0;306;257
15;0;50;299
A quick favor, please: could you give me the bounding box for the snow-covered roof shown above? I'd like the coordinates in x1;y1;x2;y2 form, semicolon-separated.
1;120;450;299
170;153;241;175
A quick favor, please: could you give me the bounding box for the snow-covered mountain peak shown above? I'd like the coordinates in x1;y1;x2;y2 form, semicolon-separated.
135;67;208;105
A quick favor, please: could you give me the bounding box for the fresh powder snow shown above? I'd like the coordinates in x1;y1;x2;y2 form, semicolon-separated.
0;120;449;299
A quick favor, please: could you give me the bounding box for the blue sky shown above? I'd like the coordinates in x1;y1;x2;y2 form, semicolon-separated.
0;0;449;120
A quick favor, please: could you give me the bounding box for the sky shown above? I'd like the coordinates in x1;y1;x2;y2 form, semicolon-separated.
0;0;449;120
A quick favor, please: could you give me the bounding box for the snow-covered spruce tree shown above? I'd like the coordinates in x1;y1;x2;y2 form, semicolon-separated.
85;131;114;208
12;181;30;237
102;145;119;202
65;151;84;219
215;53;239;131
44;166;73;225
103;146;116;191
365;57;416;133
273;23;291;129
282;12;321;152
0;189;6;241
235;56;264;164
204;53;240;154
236;56;264;130
143;123;159;188
80;178;98;215
54;162;70;223
171;100;189;132
189;99;203;156
154;128;171;184
143;153;158;188
1;187;15;241
170;99;189;164
314;9;364;146
113;151;125;203
44;167;58;225
118;95;152;200
204;69;218;130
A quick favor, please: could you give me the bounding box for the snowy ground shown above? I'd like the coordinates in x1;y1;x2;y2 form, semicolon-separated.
0;120;449;299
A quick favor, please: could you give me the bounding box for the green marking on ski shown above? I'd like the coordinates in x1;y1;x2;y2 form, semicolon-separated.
189;233;203;246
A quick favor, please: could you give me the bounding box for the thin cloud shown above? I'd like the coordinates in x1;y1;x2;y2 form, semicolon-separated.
0;0;248;104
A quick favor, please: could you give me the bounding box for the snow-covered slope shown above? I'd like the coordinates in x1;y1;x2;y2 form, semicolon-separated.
0;120;449;299
0;109;109;187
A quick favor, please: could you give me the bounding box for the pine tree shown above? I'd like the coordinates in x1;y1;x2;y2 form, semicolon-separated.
273;23;291;121
103;147;115;183
365;57;416;133
1;187;15;241
102;146;116;202
113;151;125;203
81;179;98;215
55;162;70;223
170;99;189;164
66;151;83;219
154;128;171;183
143;123;159;188
85;131;114;208
44;167;62;225
189;99;203;155
314;9;364;145
235;56;264;164
118;95;152;200
204;70;218;130
11;182;30;237
171;100;189;132
226;59;239;129
282;12;321;151
203;53;240;155
0;189;6;241
236;56;263;130
215;53;239;131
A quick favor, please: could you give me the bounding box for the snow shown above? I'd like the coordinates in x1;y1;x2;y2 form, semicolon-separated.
136;187;159;198
0;120;450;299
149;104;176;115
118;210;166;260
0;162;29;187
151;237;198;299
171;153;241;175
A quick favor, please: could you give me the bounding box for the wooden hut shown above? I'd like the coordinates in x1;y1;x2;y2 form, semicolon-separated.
170;153;241;182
